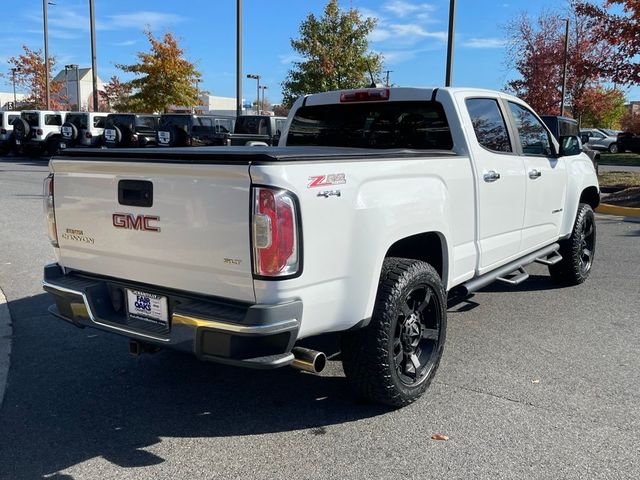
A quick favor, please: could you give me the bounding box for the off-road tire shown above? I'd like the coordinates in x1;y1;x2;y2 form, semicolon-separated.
341;258;446;407
549;203;596;285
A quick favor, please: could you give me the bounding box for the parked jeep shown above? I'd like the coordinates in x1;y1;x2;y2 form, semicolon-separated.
12;110;69;156
60;112;108;149
102;114;159;148
0;111;21;155
156;114;235;147
213;115;287;146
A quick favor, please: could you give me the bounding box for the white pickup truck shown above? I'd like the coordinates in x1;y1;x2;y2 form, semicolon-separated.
43;87;599;407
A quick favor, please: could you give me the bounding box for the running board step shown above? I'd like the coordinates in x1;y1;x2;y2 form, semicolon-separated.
496;267;529;285
534;252;563;266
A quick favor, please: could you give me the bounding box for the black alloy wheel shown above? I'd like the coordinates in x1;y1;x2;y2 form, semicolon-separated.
392;284;442;386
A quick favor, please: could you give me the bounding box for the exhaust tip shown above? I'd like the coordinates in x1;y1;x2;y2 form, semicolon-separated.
291;347;327;374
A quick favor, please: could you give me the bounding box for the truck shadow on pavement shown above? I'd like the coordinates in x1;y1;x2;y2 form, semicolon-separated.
0;293;390;479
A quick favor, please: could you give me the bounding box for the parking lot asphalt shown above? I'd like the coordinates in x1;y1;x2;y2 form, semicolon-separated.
1;156;639;480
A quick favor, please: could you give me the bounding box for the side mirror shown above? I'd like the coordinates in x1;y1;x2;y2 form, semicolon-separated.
559;135;582;157
580;134;590;144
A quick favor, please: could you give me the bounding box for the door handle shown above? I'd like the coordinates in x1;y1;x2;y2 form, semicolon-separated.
483;170;501;182
529;169;542;179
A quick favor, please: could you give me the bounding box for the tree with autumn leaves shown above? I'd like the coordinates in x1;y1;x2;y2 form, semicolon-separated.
282;0;382;107
5;46;65;110
115;30;203;113
506;0;637;127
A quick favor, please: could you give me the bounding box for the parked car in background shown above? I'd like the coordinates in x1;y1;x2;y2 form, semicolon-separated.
156;114;235;147
214;115;286;146
541;116;599;173
0;110;20;155
102;113;159;148
60;112;108;149
12;110;69;156
617;131;640;154
597;128;621;138
580;128;618;153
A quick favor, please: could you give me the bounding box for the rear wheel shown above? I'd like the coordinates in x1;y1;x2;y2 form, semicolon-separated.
608;143;618;154
341;258;446;407
549;203;596;285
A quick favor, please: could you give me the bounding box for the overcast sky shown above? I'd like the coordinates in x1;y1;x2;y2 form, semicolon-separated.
1;0;637;103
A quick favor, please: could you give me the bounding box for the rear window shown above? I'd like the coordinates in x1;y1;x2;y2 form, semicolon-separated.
107;115;134;130
66;113;88;129
235;116;269;135
136;116;158;130
286;101;453;150
214;118;234;134
159;115;190;130
93;116;107;128
23;112;40;127
192;117;214;134
8;115;19;125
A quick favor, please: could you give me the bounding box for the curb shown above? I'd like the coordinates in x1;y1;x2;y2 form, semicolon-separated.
0;287;12;409
596;203;640;218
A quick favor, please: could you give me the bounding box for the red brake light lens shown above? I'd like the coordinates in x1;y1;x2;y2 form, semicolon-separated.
340;88;390;103
85;131;92;138
37;128;43;135
252;187;299;277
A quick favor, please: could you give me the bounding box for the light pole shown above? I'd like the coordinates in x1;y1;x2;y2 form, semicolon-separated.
559;18;570;117
260;85;268;113
43;0;53;109
384;70;393;87
236;0;243;118
247;74;260;114
445;0;457;87
11;67;22;106
66;64;80;110
89;0;99;111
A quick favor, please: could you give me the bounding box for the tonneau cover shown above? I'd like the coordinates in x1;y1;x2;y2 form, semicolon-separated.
55;146;458;163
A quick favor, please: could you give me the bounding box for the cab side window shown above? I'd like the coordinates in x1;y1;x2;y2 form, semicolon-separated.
508;102;553;156
93;116;107;128
466;98;512;153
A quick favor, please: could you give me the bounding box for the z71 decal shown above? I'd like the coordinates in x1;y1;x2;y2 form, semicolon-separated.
308;173;346;188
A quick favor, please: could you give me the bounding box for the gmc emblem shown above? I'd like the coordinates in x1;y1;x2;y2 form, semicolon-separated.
112;213;160;232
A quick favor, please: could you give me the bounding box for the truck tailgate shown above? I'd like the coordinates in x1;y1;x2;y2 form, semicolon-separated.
50;159;255;302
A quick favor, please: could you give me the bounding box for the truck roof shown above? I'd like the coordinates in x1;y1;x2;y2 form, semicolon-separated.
55;146;458;164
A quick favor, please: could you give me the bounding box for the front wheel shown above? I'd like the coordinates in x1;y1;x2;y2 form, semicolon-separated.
608;143;618;154
549;203;596;285
341;258;446;407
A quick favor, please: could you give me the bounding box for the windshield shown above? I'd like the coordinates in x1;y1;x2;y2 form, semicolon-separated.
286;101;453;150
66;113;88;129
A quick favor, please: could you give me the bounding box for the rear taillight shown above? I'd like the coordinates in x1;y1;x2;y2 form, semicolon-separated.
36;128;43;136
0;128;6;134
340;88;390;103
43;174;58;247
85;131;92;139
252;186;300;277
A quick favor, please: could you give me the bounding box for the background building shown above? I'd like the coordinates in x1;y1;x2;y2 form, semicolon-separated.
0;92;27;110
52;67;105;111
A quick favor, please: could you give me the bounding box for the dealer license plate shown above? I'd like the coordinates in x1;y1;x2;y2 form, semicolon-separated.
126;289;168;326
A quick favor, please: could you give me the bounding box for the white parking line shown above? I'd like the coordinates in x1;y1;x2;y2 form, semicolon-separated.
0;287;12;408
